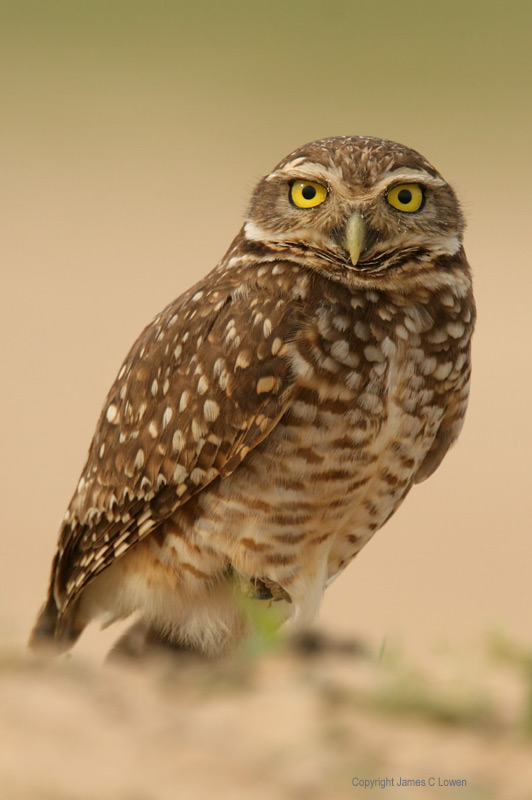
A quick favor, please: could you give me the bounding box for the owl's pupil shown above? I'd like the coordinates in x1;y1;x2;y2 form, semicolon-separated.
397;189;412;205
302;185;316;200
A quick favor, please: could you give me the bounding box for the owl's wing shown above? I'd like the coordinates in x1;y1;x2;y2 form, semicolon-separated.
413;370;472;484
47;267;303;626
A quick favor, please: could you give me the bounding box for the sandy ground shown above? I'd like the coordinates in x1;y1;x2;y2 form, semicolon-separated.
2;634;532;800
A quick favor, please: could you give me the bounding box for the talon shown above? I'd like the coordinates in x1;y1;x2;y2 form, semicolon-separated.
256;577;292;603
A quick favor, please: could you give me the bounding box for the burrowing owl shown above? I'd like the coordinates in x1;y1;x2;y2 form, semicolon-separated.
30;136;475;658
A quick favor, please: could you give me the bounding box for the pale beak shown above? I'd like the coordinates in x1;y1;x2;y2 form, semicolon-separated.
343;211;366;266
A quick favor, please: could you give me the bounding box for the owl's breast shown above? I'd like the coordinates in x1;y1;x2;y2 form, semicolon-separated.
143;285;471;628
188;301;448;592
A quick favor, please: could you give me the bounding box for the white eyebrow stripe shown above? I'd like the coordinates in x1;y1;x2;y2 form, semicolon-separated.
376;168;445;188
243;219;337;250
266;161;343;183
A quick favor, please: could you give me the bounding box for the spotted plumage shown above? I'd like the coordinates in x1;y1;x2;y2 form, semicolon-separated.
30;136;475;658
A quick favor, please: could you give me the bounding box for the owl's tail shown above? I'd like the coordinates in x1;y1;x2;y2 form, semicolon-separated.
28;594;61;652
29;594;84;655
28;572;83;656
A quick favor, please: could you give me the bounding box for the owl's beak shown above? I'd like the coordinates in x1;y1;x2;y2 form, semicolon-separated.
343;212;366;266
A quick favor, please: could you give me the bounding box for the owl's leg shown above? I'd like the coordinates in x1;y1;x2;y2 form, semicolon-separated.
105;620;150;661
106;620;207;663
279;543;330;631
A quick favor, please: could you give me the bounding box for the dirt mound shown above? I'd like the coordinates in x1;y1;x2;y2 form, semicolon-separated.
1;633;531;800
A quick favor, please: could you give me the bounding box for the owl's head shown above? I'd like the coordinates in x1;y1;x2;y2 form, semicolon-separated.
245;136;466;288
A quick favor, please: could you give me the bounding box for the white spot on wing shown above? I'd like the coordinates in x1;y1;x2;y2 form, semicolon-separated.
173;464;187;483
256;376;277;394
172;430;184;452
134;449;145;470
197;375;209;395
235;351;251;369
271;337;282;355
203;399;220;421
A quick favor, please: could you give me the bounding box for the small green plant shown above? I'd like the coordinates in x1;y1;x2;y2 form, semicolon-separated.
363;670;495;729
233;590;286;658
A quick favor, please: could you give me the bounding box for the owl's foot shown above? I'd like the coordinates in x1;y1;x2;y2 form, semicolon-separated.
238;575;292;603
256;577;292;603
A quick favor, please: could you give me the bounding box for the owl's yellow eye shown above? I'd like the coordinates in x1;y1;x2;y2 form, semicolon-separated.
290;180;328;209
386;183;424;213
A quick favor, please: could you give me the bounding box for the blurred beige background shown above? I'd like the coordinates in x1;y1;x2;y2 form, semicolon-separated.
1;0;531;661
